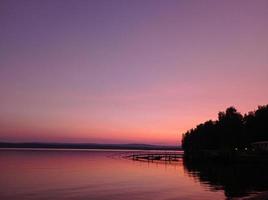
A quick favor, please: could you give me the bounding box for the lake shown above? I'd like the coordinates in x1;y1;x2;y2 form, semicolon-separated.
0;149;267;200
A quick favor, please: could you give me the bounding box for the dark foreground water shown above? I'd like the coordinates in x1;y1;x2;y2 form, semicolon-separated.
0;150;268;200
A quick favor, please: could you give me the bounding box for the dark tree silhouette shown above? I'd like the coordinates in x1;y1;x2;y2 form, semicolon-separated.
182;105;268;152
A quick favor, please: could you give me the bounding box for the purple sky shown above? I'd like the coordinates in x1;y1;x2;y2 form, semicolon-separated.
1;0;268;145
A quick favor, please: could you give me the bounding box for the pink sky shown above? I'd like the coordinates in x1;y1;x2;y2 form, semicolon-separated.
0;0;268;145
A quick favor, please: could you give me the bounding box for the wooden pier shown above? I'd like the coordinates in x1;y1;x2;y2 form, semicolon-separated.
128;153;183;162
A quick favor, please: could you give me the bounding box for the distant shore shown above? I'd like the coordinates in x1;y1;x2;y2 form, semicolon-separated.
0;142;181;151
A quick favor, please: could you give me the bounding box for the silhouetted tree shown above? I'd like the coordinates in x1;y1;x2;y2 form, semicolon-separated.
181;105;268;152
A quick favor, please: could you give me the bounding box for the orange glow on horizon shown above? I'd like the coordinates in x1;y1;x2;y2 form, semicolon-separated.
1;1;268;145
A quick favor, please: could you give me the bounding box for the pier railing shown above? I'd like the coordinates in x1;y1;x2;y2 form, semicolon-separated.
127;153;183;162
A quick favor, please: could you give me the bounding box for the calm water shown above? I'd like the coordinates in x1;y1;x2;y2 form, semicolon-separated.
0;150;267;200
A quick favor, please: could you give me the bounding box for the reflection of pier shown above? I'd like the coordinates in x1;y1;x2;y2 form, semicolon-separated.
129;153;183;162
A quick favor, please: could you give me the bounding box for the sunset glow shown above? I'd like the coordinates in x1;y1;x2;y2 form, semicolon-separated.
1;0;268;145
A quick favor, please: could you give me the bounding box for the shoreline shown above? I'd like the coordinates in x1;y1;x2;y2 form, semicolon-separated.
0;142;181;151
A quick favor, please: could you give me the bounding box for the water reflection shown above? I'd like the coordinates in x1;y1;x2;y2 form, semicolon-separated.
2;150;268;200
0;150;225;200
183;158;268;198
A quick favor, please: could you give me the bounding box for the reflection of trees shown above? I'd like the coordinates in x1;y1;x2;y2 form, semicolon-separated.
183;158;268;198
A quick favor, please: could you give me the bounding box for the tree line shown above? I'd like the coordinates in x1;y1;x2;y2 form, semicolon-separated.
181;105;268;152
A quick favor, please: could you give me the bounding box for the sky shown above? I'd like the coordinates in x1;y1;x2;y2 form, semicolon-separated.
0;0;268;145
